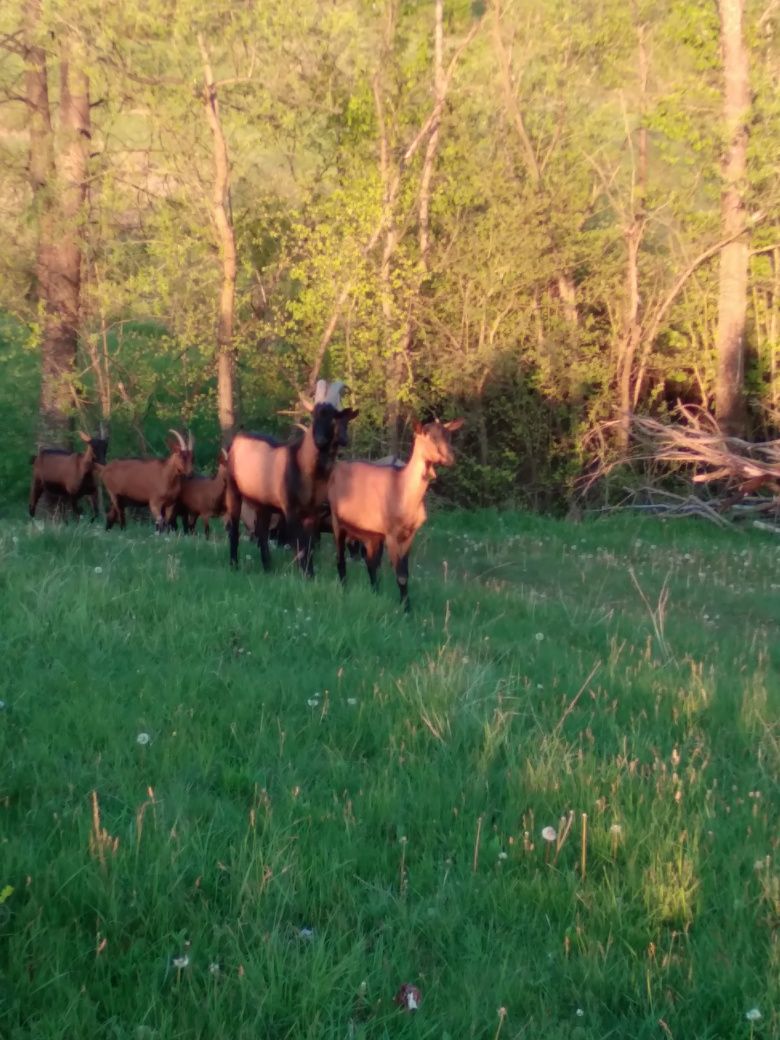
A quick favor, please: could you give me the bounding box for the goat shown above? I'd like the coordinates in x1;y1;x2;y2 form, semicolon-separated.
225;380;358;575
97;430;194;532
29;432;109;520
328;418;464;610
168;449;228;537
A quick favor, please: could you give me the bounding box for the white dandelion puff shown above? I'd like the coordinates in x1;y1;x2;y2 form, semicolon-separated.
541;826;557;843
208;962;220;975
347;697;358;706
172;954;190;970
299;927;315;940
94;566;103;574
307;698;319;708
136;732;151;746
745;1008;762;1022
534;632;545;642
610;823;622;836
576;1008;584;1017
498;851;508;861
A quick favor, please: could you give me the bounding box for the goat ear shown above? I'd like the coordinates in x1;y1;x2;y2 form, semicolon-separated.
79;431;91;443
443;417;465;432
299;395;314;414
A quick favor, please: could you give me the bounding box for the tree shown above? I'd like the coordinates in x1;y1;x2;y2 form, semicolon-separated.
23;0;90;443
714;0;751;434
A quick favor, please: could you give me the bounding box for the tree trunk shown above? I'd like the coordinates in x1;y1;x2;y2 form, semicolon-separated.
25;3;89;446
715;0;750;435
199;35;237;441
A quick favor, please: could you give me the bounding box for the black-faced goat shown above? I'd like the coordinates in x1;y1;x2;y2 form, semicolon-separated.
29;432;109;520
97;430;194;532
226;380;358;574
327;418;463;610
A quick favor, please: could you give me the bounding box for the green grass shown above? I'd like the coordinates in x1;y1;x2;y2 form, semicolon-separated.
0;510;778;1039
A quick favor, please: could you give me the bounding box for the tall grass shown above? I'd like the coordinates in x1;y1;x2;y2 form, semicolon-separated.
0;510;778;1038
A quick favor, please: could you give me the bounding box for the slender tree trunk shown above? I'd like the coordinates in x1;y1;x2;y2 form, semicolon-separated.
25;3;89;446
199;35;237;440
490;0;579;331
715;0;750;435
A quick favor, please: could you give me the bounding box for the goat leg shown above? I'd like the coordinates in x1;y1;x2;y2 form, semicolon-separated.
29;479;44;518
395;552;411;612
364;536;384;591
335;527;348;585
256;509;273;572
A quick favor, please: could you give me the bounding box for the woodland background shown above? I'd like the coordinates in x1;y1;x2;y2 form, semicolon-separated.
1;0;779;509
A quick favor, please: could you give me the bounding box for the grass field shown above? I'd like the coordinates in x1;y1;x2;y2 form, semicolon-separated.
0;509;778;1039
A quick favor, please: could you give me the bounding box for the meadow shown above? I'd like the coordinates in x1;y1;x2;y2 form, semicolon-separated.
0;509;778;1039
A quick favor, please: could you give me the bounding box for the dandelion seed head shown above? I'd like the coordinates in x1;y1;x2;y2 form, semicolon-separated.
542;826;557;842
172;954;189;969
746;1008;762;1022
136;732;151;746
94;566;103;574
347;697;358;705
498;851;508;860
576;1008;584;1017
299;927;315;940
307;698;319;708
209;962;220;975
610;823;622;836
534;632;545;642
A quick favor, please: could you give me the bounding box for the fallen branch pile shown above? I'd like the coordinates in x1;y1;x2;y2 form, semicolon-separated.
577;408;780;529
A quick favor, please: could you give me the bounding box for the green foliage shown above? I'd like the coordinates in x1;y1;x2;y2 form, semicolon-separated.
1;0;780;502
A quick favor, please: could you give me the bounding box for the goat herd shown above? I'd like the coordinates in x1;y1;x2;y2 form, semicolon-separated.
28;380;464;610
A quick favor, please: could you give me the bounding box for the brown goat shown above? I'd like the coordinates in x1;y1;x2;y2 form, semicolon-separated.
29;432;109;520
168;449;228;537
226;380;358;575
328;418;464;610
98;430;194;532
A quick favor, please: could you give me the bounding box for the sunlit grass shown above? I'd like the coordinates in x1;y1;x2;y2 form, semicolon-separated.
0;510;778;1038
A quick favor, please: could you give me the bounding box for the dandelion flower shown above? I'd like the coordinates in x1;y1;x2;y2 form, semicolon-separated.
576;1008;584;1017
534;632;545;642
172;954;190;970
745;1008;762;1022
541;826;557;842
136;732;151;746
307;698;319;708
94;566;103;574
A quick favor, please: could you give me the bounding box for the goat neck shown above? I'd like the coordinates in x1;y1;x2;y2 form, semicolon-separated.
396;432;435;517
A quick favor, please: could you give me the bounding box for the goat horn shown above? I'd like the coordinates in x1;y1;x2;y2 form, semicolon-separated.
324;380;347;408
168;428;187;451
314;378;328;404
187;430;194;451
